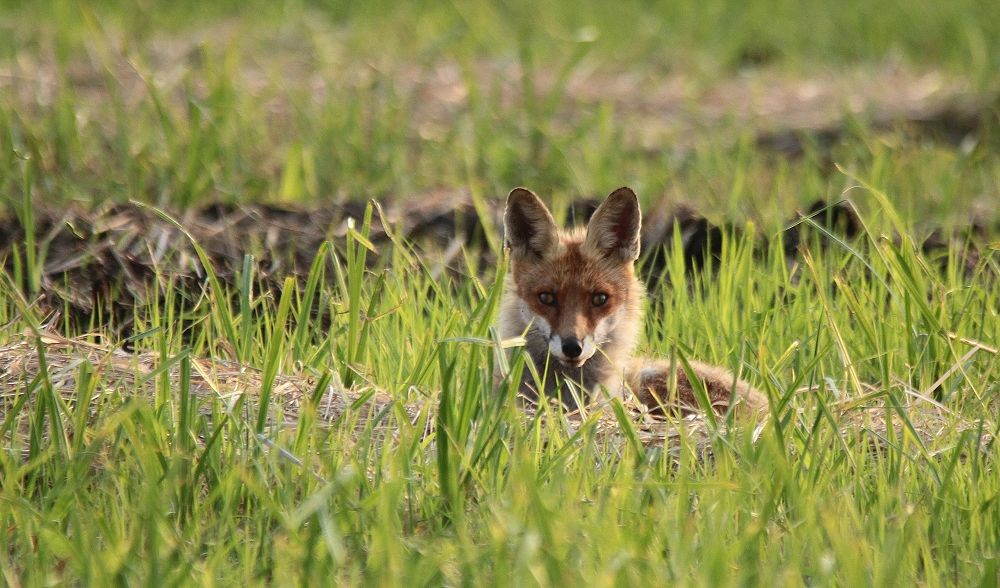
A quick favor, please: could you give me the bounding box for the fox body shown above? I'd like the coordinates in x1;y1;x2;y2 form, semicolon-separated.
497;187;767;415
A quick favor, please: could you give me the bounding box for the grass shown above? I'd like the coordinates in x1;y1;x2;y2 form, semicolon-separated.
2;1;999;221
2;192;999;586
2;1;1000;586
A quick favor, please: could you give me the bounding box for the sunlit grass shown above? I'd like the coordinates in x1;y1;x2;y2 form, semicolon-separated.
2;187;998;585
2;1;1000;586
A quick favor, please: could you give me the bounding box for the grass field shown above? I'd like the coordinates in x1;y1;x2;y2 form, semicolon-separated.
2;1;1000;586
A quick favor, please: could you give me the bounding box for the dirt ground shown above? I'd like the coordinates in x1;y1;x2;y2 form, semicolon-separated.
2;24;998;328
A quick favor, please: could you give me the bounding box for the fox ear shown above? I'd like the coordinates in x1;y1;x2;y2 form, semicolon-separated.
582;186;641;263
504;188;560;260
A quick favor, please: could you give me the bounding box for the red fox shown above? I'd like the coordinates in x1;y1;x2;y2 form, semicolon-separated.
497;186;768;416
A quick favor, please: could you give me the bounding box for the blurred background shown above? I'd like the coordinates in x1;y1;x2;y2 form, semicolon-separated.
1;0;999;232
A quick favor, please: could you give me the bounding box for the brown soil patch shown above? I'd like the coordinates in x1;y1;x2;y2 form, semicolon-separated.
1;193;994;331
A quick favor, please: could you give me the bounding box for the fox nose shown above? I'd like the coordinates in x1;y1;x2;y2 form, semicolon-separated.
561;338;583;358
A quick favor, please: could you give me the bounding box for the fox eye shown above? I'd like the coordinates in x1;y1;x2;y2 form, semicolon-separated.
591;293;609;307
538;292;557;306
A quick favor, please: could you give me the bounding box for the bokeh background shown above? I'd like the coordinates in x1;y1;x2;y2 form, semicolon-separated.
3;0;999;225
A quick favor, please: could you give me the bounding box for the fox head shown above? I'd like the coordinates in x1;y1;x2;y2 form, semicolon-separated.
503;187;642;369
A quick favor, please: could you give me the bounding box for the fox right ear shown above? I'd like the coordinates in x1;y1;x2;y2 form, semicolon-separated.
504;188;560;260
582;186;641;263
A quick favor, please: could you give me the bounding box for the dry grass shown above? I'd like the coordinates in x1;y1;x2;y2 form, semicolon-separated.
4;331;992;460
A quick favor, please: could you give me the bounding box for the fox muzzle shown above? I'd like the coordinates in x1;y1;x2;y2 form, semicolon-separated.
561;338;583;358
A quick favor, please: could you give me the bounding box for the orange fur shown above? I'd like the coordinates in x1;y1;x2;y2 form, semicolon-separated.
497;187;767;416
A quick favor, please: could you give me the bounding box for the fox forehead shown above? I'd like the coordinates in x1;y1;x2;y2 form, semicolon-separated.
510;242;635;298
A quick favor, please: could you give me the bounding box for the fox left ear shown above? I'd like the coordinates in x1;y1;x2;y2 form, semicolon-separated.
582;186;641;263
504;188;561;261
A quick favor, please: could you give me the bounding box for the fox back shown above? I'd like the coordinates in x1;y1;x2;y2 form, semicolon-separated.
497;187;645;408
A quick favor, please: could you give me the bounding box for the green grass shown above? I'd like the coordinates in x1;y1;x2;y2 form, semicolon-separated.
2;1;1000;586
1;0;999;221
2;193;998;586
5;0;1000;75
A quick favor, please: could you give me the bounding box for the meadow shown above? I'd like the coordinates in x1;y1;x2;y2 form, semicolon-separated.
1;0;999;585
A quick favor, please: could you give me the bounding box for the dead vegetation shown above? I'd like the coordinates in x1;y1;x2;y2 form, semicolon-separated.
1;331;992;458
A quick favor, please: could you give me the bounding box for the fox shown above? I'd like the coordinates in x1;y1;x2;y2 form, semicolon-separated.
497;186;768;416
